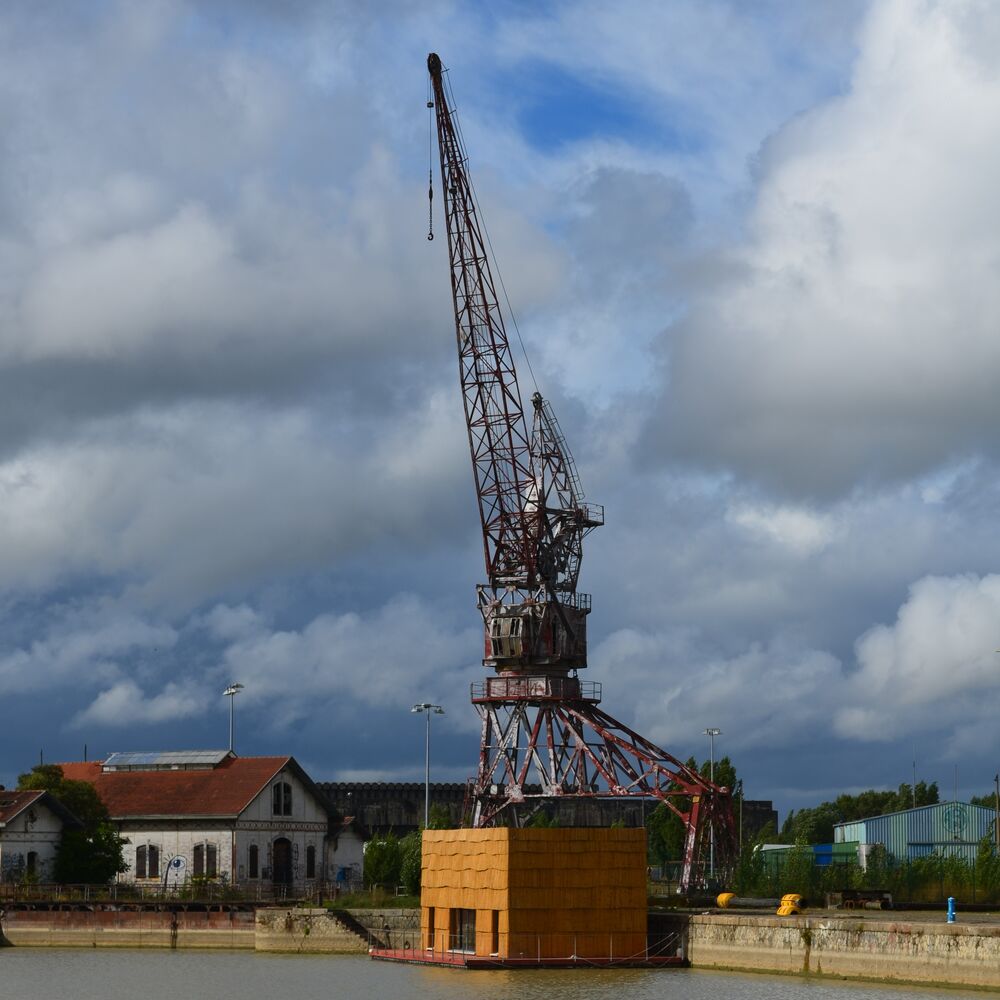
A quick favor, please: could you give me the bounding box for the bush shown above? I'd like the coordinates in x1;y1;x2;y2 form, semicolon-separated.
363;834;402;888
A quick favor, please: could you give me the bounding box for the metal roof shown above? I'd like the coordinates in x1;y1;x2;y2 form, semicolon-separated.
834;801;996;861
102;749;232;771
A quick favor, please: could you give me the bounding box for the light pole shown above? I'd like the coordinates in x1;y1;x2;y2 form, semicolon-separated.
704;728;721;882
412;703;445;827
224;683;244;752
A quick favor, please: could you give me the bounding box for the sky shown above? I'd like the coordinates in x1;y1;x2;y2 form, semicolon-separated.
2;0;1000;819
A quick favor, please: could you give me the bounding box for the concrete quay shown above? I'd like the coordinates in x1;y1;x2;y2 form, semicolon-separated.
685;910;1000;990
6;902;1000;989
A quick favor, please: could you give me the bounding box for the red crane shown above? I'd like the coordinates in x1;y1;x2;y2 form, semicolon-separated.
427;52;735;890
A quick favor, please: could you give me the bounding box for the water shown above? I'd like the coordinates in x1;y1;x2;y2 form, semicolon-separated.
0;951;989;1000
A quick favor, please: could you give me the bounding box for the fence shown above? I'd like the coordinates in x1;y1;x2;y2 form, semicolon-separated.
732;842;1000;905
0;877;361;905
369;930;683;965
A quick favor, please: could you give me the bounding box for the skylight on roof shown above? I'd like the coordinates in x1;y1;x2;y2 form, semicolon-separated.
102;750;232;771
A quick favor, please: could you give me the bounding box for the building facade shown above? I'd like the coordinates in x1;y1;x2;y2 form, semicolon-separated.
60;751;357;889
0;789;79;883
834;801;997;865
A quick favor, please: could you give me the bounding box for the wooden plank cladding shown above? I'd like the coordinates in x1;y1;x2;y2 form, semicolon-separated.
420;827;647;960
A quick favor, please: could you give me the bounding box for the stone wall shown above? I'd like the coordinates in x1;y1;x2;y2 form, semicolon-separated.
0;905;377;952
0;906;255;949
254;908;368;953
687;913;1000;989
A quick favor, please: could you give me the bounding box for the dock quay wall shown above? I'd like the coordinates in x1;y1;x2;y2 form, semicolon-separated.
0;905;255;949
8;901;1000;987
686;912;1000;989
0;905;388;952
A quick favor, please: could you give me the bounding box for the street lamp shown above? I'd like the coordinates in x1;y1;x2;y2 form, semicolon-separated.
704;728;721;882
412;703;445;827
224;683;244;753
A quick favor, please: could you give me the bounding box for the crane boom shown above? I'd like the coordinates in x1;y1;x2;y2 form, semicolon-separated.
428;51;600;674
428;51;535;590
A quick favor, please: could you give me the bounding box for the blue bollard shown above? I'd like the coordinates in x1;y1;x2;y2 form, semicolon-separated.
947;896;956;923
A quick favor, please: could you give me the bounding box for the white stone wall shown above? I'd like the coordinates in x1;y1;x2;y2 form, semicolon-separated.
121;822;236;884
235;766;328;885
0;800;64;882
330;828;364;885
117;766;333;889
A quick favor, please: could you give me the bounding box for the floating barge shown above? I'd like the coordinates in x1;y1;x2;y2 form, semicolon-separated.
369;945;686;970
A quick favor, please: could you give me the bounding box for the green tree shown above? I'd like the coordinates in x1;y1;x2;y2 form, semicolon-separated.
646;802;685;865
364;833;402;888
399;831;422;895
526;809;560;828
646;756;741;866
427;803;453;829
782;838;817;896
17;764;127;883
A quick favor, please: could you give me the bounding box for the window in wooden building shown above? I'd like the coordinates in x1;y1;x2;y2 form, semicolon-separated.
449;908;476;953
305;844;316;879
248;844;259;879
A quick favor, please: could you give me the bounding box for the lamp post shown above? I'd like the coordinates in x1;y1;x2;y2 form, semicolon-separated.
704;727;721;882
412;703;445;827
224;683;244;753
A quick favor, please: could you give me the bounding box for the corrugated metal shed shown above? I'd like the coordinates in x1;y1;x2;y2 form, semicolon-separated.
834;802;997;864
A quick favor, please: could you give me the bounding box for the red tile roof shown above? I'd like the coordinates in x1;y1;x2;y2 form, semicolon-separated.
0;789;45;826
57;756;295;818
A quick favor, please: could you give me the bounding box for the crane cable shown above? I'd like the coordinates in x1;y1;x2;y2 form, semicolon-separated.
426;74;434;241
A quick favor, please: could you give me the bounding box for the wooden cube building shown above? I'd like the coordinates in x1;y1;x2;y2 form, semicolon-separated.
421;827;647;960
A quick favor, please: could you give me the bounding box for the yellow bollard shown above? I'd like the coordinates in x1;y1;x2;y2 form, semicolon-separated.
777;892;804;916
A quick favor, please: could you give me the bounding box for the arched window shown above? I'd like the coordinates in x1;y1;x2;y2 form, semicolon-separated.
249;844;259;879
193;842;218;878
306;844;316;879
272;781;292;816
148;844;160;880
136;844;147;879
26;851;38;876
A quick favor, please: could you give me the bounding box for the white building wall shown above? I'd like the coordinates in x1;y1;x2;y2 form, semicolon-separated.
330;827;364;887
235;766;328;885
117;766;331;889
0;802;64;882
120;821;236;884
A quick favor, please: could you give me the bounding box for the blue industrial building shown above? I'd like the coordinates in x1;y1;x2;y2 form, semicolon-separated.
834;802;997;865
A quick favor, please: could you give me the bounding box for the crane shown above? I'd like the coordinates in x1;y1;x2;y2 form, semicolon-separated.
427;51;735;890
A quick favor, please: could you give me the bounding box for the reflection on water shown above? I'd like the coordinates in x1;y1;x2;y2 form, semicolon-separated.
0;950;988;1000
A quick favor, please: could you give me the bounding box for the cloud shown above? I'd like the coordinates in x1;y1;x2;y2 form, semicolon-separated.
72;679;207;729
0;610;176;697
212;594;480;724
592;625;842;754
7;0;1000;814
649;0;1000;496
835;573;1000;741
726;501;838;556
